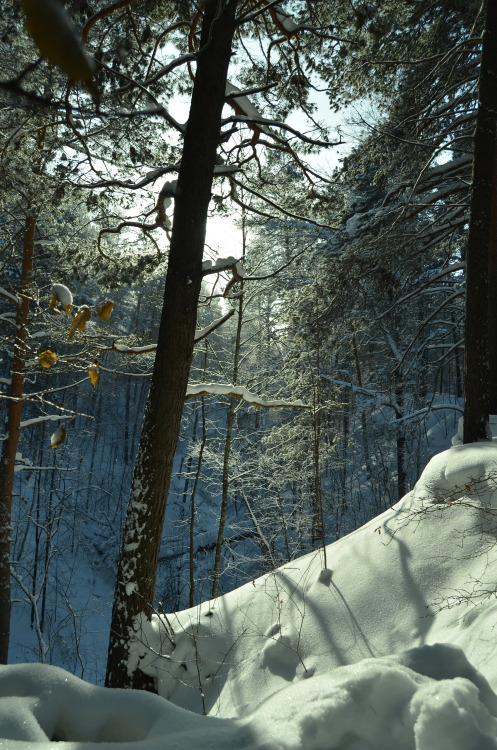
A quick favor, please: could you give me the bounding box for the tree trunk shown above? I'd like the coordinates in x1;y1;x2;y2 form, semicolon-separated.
211;289;243;599
464;0;497;442
0;212;36;663
105;0;238;690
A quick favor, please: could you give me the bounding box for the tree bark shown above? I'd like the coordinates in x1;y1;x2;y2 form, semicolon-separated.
0;212;36;663
464;0;497;442
105;0;238;690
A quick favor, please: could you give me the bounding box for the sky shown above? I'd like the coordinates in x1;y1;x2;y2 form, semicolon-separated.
4;440;497;748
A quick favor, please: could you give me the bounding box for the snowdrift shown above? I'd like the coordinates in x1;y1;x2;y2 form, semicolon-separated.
4;443;497;749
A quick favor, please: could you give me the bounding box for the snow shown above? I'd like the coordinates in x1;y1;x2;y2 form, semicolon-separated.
185;383;310;408
6;443;497;747
19;415;68;429
112;343;156;354
225;81;272;136
452;415;497;446
51;283;73;306
201;256;238;274
412;442;497;504
194;311;235;342
274;6;299;35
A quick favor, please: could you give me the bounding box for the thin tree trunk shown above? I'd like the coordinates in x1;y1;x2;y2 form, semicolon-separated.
211;243;245;599
0;212;36;664
105;0;238;690
464;0;497;441
351;333;372;479
189;396;206;607
394;368;407;500
211;312;242;598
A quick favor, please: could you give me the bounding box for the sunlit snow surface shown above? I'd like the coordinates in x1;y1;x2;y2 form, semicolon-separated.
4;443;497;749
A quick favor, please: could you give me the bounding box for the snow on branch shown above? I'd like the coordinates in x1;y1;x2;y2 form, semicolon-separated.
108;342;157;355
193;310;235;342
320;375;377;398
103;312;235;355
0;313;16;327
185;383;311;409
79;165;178;191
238;0;321;37
19;415;71;429
223;113;334;148
0;287;20;305
201;256;240;276
394;404;464;424
15;464;75;473
1;414;75;441
225;81;272;137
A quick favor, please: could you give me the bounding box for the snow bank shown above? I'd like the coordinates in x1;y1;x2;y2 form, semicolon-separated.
136;443;497;722
2;646;497;749
412;442;497;504
6;443;497;748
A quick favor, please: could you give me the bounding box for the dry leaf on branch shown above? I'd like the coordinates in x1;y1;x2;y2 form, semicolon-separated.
68;306;91;339
96;301;114;321
38;350;58;369
88;359;99;387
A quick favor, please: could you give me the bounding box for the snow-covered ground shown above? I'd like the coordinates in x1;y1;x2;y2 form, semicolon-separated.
4;442;497;748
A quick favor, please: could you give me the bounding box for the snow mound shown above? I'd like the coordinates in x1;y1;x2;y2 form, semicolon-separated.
412;443;497;504
7;444;497;748
2;646;497;749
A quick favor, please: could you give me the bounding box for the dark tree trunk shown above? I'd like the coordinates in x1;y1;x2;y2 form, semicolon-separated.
0;213;36;663
464;0;497;442
105;0;238;690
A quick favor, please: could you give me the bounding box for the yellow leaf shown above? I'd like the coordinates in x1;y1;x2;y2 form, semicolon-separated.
22;0;95;85
88;359;99;387
77;307;91;331
38;349;58;369
68;306;91;339
96;300;114;321
50;424;67;448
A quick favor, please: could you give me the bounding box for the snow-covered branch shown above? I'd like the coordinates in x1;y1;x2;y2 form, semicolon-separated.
193;310;235;343
102;312;235;355
19;415;70;429
320;375;377;398
201;256;241;276
14;464;76;473
0;287;20;305
185;383;311;409
79;165;178;191
107;342;157;355
394;404;464;424
222;113;335;148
